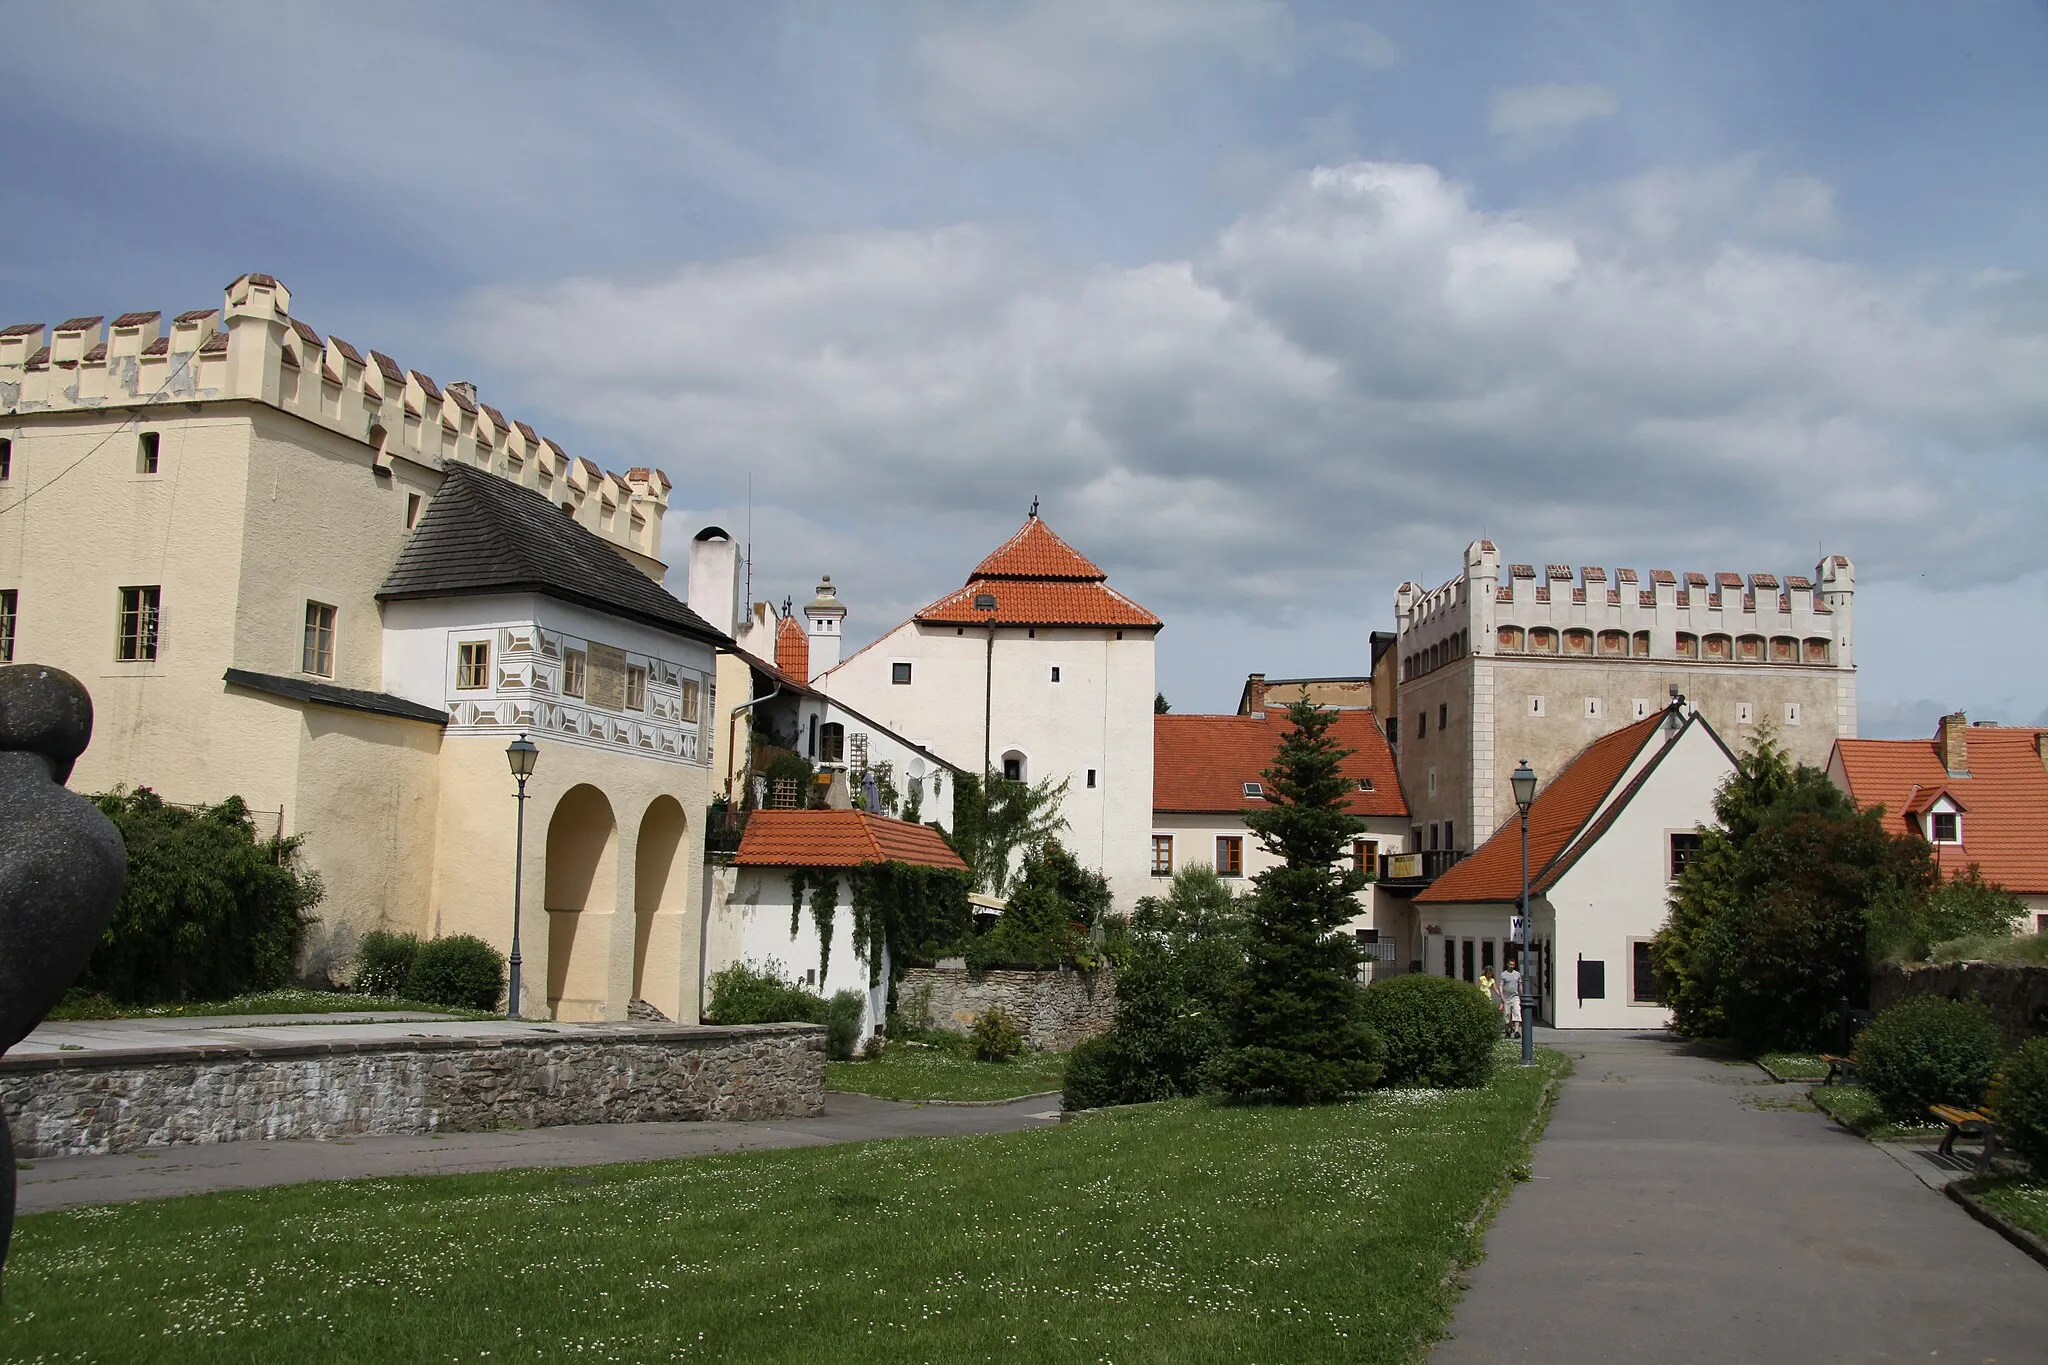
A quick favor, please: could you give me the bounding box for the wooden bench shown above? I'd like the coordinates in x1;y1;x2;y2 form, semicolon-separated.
1928;1104;1998;1169
1819;1053;1856;1086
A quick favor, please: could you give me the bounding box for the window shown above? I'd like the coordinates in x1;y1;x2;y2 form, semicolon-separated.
301;601;336;677
1632;698;1650;720
1461;939;1475;982
0;589;14;662
820;722;845;764
1669;832;1702;882
137;431;160;475
1351;838;1377;874
1930;811;1959;844
1357;776;1374;792
1631;941;1662;1004
679;679;700;723
117;586;160;661
1584;697;1602;719
1528;695;1545;717
1577;959;1607;1001
1443;937;1455;976
1428;822;1440;851
1784;702;1801;726
625;664;647;711
1086;768;1097;789
1002;753;1024;782
1438;703;1448;730
562;647;587;698
0;438;11;480
1675;632;1699;659
1152;835;1174;876
1427;767;1437;797
1736;702;1753;725
1216;836;1244;877
1049;665;1061;683
891;662;913;685
1444;820;1455;851
406;493;423;528
1417;711;1427;739
456;640;489;689
1243;781;1264;799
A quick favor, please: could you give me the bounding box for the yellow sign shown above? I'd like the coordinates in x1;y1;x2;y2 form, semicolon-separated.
1387;852;1423;879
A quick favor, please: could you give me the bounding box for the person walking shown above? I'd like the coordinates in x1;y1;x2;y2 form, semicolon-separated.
1500;961;1523;1040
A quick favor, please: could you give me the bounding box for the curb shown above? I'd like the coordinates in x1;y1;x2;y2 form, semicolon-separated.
1947;1181;2048;1272
920;1091;1063;1109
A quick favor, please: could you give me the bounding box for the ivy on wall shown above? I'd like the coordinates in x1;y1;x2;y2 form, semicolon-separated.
785;862;974;989
787;869;843;982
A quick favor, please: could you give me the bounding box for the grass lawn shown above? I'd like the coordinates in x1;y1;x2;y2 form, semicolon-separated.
44;988;494;1023
0;1047;1566;1364
826;1037;1066;1102
1755;1052;1830;1082
1806;1083;1941;1142
1971;1178;2048;1241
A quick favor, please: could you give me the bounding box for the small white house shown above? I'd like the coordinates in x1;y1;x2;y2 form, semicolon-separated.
1417;702;1738;1028
705;808;972;1041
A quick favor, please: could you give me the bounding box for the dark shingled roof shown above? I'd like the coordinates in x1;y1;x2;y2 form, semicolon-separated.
175;309;219;324
329;335;365;366
224;668;447;725
112;311;161;328
378;465;729;646
199;331;229;354
0;322;43;338
55;316;103;332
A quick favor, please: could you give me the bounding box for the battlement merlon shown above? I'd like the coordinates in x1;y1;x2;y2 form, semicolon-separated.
0;273;666;572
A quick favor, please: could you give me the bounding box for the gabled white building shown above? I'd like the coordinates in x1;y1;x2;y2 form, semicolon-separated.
813;514;1161;909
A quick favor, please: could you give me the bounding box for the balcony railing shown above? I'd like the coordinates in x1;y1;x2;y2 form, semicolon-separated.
1378;848;1465;886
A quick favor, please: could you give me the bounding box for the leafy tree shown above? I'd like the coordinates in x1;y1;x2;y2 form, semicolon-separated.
1866;865;2024;964
1652;734;1935;1051
965;839;1108;968
1205;701;1383;1103
1155;692;1171;714
948;770;1068;896
82;788;322;1003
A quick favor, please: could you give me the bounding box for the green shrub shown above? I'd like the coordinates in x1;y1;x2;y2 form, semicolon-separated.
405;935;505;1011
1928;932;2048;966
354;931;420;997
705;961;826;1025
824;990;865;1061
1061;1035;1124;1110
1989;1038;2048;1175
969;1007;1025;1062
81;788;322;1003
1358;974;1500;1088
1854;996;2003;1122
1868;867;2025;963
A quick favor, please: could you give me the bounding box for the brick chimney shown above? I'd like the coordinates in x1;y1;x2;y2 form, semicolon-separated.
1936;712;1970;778
1245;673;1268;716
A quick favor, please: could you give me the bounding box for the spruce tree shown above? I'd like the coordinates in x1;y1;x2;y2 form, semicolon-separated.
1207;700;1384;1103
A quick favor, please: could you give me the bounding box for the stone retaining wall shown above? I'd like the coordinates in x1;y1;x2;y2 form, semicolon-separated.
898;966;1116;1052
1872;962;2048;1051
0;1023;824;1158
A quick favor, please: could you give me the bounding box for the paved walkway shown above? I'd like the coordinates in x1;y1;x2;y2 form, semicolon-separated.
15;1091;1062;1214
1433;1029;2043;1363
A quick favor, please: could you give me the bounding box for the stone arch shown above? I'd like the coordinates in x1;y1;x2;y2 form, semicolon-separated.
1631;630;1651;658
1597;630;1627;657
1769;635;1797;663
545;783;618;1020
633;795;688;1005
1737;633;1765;662
1804;636;1831;664
1676;632;1699;659
1529;627;1558;654
1497;625;1525;652
1563;628;1593;656
1703;633;1732;661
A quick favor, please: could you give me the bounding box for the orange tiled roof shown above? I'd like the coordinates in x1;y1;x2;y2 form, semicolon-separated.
1834;728;2048;894
775;614;809;678
1419;710;1671;904
970;516;1105;580
916;579;1161;629
1155;710;1407;817
735;809;968;872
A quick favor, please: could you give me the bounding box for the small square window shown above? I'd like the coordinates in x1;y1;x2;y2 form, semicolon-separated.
457;640;490;690
137;431;161;475
1152;835;1174;876
1930;811;1959;843
1633;698;1650;720
1357;777;1374;792
1243;781;1264;799
1584;697;1602;719
1086;767;1097;789
1669;832;1702;882
406;492;423;528
301;601;336;677
1529;696;1545;717
117;585;160;661
625;664;647;711
1737;702;1753;724
562;648;587;698
891;662;913;685
1632;942;1663;1004
1784;702;1802;725
1352;838;1377;873
1216;836;1243;877
1050;665;1062;683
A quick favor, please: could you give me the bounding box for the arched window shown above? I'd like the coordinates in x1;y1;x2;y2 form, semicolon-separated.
1737;634;1764;662
1564;629;1593;656
819;722;845;764
1498;626;1525;652
1703;634;1732;661
1631;630;1651;658
1529;628;1558;654
1597;630;1626;657
1804;637;1831;664
1001;749;1028;783
1675;632;1699;659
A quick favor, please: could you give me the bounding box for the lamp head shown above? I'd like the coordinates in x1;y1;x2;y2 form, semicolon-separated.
1510;759;1537;812
506;732;540;780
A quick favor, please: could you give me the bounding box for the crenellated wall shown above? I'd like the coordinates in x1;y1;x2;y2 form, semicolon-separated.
0;273;666;574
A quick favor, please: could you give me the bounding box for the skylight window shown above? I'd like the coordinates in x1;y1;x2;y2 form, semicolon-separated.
1243;782;1264;799
1357;777;1374;792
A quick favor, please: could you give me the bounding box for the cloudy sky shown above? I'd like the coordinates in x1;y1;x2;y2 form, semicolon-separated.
7;1;2046;731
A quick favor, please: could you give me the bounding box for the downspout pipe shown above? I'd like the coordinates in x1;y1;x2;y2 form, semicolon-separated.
724;664;783;803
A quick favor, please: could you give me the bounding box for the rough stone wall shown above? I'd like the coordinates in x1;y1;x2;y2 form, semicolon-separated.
0;1023;823;1158
1872;962;2048;1051
898;967;1116;1052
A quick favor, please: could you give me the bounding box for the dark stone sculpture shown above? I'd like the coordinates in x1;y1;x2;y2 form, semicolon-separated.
0;665;125;1292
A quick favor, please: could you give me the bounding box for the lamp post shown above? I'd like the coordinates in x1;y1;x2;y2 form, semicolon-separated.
1511;758;1537;1067
505;732;539;1019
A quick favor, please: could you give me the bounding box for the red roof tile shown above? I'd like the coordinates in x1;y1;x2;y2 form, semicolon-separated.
54;316;103;332
1834;728;2048;894
971;516;1106;581
83;343;107;363
141;337;168;356
775;614;810;678
112;311;160;329
917;579;1161;629
328;335;365;366
736;809;968;871
410;370;442;401
0;322;43;338
370;350;404;383
198;331;229;354
1419;710;1671;904
1155;710;1406;816
289;318;322;348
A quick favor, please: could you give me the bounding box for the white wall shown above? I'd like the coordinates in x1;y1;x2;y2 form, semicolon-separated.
1149;812;1409;935
823;621;1155;909
703;868;889;1040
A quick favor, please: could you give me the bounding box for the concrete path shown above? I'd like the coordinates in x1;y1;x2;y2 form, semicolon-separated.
1433;1029;2043;1364
14;1091;1062;1214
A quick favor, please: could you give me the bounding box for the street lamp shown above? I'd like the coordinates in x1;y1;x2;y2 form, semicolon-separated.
505;732;539;1019
1511;759;1537;1067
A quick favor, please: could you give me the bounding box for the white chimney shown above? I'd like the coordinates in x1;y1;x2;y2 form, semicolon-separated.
686;527;742;635
803;575;847;679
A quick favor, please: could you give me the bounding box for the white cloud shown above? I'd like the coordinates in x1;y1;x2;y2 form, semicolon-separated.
1490;83;1620;152
465;157;2047;651
909;0;1294;140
